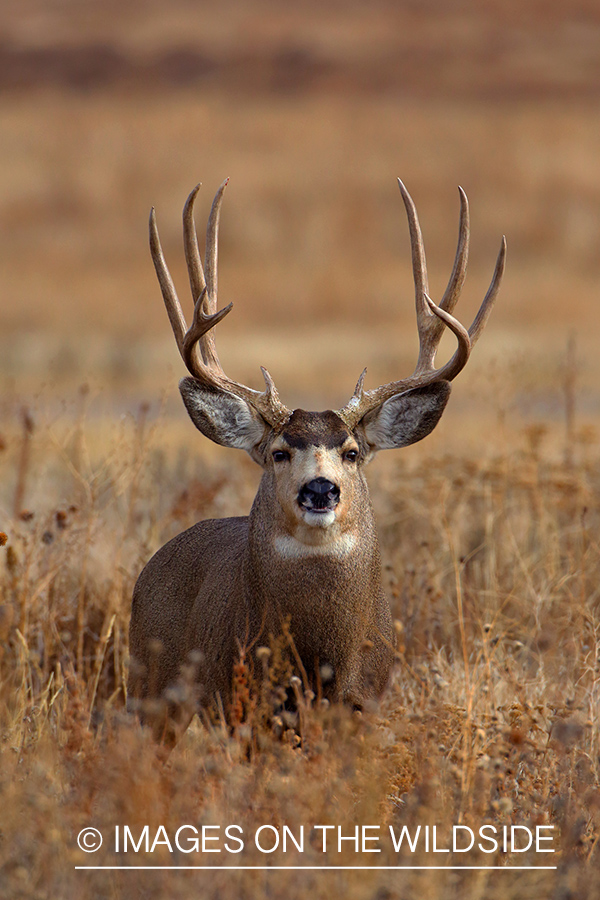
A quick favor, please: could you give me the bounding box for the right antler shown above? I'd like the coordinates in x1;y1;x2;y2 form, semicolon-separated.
337;180;506;428
150;179;291;428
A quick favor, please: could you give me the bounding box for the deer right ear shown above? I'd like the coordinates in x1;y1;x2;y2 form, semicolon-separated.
179;377;267;452
361;381;451;451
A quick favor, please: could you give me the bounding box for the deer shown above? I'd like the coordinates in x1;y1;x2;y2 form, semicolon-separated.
127;177;505;745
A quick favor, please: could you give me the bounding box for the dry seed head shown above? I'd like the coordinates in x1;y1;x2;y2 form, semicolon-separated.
55;510;68;529
272;715;284;737
319;664;334;684
492;797;514;815
284;730;301;748
237;724;252;743
6;546;18;574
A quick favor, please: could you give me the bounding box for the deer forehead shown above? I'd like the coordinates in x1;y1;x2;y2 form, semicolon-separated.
274;409;355;452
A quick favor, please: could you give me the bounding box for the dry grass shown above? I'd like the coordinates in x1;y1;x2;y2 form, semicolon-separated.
1;375;600;899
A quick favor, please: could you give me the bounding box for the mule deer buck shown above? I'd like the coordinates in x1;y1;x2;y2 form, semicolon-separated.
128;178;505;744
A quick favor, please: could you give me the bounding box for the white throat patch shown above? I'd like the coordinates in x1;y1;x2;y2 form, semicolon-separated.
273;533;357;559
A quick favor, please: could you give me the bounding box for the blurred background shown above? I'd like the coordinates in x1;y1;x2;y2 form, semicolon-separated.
2;0;600;450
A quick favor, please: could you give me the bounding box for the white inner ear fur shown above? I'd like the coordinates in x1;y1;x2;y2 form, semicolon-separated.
179;378;266;452
362;382;451;451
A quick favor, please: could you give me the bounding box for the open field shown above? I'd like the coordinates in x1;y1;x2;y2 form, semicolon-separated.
2;1;600;898
2;0;600;402
1;400;600;899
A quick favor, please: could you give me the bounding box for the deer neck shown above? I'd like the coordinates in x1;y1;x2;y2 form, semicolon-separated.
245;471;382;587
241;473;385;688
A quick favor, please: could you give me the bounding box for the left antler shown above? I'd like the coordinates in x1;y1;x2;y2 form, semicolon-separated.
338;179;506;428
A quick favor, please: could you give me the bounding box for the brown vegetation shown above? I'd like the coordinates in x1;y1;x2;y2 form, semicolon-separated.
1;387;600;898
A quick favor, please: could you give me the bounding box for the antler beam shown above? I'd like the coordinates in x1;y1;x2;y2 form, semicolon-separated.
149;180;291;428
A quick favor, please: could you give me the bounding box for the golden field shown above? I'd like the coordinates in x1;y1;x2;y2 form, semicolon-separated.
2;1;600;897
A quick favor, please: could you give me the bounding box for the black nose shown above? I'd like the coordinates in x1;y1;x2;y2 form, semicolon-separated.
298;477;340;511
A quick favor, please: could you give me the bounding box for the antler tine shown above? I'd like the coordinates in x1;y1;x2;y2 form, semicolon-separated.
204;177;229;306
151;198;225;379
183;183;207;308
182;178;230;312
468;235;506;347
398;178;471;377
183;181;230;371
397;177;429;330
420;236;505;383
421;295;470;382
149;206;188;356
337;181;504;429
440;186;470;315
182;291;233;375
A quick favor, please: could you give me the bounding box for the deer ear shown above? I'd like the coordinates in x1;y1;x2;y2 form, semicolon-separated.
361;381;451;451
179;377;267;452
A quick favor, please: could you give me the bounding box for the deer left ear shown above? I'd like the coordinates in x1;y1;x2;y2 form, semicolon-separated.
360;381;451;451
179;377;267;452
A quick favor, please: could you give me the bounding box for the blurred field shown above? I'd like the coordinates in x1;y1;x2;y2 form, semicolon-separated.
2;0;600;413
2;1;600;898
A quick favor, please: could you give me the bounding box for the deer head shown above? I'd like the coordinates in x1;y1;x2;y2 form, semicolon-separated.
149;179;505;550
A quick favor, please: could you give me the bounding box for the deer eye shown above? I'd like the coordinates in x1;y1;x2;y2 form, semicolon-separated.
343;449;359;463
272;450;290;463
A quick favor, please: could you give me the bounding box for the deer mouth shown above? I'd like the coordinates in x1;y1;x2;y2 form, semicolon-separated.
297;478;340;520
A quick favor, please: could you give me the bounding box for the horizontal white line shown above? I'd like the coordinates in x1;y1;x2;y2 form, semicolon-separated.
75;865;558;871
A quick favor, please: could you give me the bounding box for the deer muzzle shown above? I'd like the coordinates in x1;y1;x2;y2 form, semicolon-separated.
298;478;340;513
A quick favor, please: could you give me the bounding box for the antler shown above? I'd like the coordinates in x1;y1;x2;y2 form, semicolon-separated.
149;179;291;428
338;179;506;428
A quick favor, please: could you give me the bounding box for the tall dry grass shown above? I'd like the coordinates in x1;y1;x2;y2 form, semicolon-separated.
1;370;599;899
